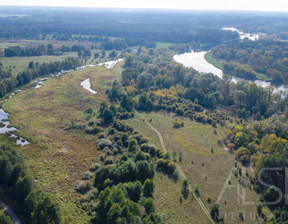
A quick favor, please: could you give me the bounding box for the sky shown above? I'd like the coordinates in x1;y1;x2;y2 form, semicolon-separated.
0;0;288;12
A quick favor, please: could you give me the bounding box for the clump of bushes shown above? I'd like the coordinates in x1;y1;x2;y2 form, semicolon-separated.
172;119;184;128
86;126;101;135
156;158;177;174
76;181;91;194
96;138;113;150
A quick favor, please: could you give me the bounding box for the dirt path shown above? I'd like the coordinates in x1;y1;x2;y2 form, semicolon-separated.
0;200;22;224
138;112;215;224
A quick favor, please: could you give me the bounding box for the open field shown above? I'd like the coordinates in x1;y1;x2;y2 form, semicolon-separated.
2;62;123;223
126;112;263;224
1;52;78;76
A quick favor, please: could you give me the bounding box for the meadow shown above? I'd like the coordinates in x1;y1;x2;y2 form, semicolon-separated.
126;112;263;224
2;62;123;223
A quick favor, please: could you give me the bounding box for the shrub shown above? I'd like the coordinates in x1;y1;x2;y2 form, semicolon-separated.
86;127;101;135
143;179;154;197
83;171;92;180
129;139;137;150
156;149;164;158
98;132;105;139
167;161;177;173
104;157;114;165
85;108;94;114
139;137;149;144
76;181;91;194
96;139;113;150
90;162;101;171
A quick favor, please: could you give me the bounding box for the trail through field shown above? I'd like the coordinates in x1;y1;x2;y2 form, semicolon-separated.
0;200;22;224
137;112;215;224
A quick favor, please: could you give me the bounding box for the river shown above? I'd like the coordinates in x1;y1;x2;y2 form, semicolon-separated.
222;27;260;41
173;51;287;94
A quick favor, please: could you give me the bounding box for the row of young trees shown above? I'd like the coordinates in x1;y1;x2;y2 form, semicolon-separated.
0;57;81;98
0;145;60;223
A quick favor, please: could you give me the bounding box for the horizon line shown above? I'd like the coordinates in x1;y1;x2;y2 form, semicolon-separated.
0;5;288;13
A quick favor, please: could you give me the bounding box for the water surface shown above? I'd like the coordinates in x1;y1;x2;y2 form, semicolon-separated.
80;78;97;94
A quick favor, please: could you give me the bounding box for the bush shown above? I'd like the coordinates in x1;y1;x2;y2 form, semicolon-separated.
103;109;114;123
96;139;113;150
143;179;155;197
139;137;149;144
86;127;101;135
83;171;92;180
85;108;94;114
90;162;101;171
156;149;164;158
167;162;177;173
104;157;114;165
144;198;155;214
140;144;156;156
76;181;91;194
98;132;105;139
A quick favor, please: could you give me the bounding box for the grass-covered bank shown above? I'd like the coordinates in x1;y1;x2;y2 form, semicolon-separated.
204;52;223;70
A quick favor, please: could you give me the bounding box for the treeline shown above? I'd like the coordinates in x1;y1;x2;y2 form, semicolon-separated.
0;145;60;223
4;44;54;57
100;39;156;51
224;113;288;223
52;33;109;42
0;57;81;98
60;44;85;52
211;40;288;84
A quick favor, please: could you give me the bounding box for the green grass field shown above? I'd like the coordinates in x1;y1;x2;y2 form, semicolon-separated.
1;52;78;76
2;62;123;223
126;112;263;224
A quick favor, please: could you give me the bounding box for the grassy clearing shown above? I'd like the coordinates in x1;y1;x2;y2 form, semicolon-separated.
126;111;262;224
204;52;223;70
2;62;123;223
1;52;78;76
